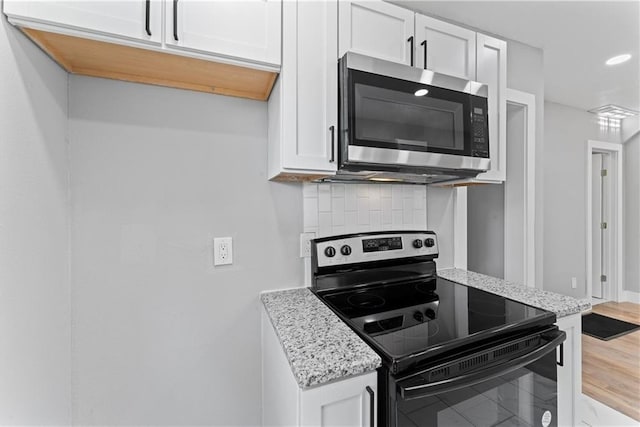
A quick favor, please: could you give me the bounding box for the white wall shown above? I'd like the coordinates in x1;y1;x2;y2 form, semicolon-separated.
467;184;504;279
69;76;303;425
467;39;543;286
543;101;621;298
0;21;71;424
624;133;640;296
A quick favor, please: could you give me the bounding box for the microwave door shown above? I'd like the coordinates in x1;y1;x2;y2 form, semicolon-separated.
354;84;466;155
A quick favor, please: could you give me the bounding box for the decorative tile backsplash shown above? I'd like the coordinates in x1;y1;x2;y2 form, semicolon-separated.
303;183;427;237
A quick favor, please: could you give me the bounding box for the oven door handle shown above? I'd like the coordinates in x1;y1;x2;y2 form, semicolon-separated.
398;329;566;400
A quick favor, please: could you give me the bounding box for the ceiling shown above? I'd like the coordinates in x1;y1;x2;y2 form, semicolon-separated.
391;1;640;113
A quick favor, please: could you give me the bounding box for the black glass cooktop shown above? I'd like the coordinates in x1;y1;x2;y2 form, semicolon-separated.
318;276;555;373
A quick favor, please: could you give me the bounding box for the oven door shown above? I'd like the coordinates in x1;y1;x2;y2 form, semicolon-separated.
393;328;565;427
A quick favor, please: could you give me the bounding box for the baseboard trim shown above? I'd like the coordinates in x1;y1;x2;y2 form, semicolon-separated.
623;290;640;303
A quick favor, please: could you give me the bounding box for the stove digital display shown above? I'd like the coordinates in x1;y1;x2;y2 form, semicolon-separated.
362;236;403;252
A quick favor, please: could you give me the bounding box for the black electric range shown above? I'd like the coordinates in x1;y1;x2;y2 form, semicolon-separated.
311;231;565;427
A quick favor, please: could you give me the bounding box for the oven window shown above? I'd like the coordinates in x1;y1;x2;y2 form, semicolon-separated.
396;351;558;427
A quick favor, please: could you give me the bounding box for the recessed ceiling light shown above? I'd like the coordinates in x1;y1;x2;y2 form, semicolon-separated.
414;89;429;97
605;54;631;66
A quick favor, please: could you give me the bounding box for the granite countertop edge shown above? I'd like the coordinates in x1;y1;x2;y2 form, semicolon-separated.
262;271;589;390
438;268;591;317
261;287;382;390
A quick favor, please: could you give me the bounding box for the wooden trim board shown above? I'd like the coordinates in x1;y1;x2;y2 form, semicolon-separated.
21;27;278;101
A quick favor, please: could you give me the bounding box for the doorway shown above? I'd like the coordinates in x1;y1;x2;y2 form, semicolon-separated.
586;141;623;304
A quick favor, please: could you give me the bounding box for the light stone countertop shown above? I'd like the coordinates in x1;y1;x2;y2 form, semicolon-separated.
261;287;381;389
262;270;589;390
438;268;591;318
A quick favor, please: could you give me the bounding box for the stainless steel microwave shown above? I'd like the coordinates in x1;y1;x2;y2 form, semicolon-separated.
335;52;490;184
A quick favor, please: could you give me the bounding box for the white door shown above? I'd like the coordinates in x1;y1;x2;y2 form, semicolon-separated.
414;14;476;79
338;0;414;65
592;153;609;300
165;0;281;66
3;0;162;44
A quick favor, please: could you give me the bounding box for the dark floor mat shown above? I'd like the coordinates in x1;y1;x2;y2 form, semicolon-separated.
582;312;640;341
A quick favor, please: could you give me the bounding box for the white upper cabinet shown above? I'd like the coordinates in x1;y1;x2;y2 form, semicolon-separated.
268;0;338;180
414;14;476;80
338;0;414;65
165;0;281;67
475;33;507;182
3;0;162;44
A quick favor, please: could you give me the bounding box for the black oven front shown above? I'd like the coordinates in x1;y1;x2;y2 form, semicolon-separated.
383;326;565;427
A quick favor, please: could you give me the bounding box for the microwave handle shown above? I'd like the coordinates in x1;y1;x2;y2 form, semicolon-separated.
397;329;566;400
329;126;335;162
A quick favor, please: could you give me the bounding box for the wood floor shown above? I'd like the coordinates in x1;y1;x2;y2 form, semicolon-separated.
582;301;640;422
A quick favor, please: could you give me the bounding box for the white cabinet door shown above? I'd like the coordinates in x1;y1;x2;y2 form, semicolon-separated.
165;0;281;66
3;0;162;44
268;0;338;179
300;371;377;427
556;314;581;427
414;14;476;79
262;306;378;427
338;0;414;65
475;33;507;182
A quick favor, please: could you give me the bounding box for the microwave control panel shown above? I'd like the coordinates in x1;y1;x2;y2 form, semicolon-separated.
471;97;490;159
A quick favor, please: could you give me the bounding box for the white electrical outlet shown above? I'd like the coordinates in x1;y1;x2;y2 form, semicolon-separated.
571;277;577;289
214;237;233;266
300;232;316;258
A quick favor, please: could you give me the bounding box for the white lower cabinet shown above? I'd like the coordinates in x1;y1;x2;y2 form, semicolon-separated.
556;313;581;427
262;308;377;427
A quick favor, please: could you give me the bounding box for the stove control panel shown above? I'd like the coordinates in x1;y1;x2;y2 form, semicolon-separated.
312;231;438;268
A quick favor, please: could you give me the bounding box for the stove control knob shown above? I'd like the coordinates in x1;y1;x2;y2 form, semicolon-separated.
412;239;423;249
413;311;424;322
424;238;435;248
340;245;352;256
425;308;436;320
324;246;336;257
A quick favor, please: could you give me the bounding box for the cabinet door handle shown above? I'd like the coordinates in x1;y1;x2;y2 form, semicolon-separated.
366;386;375;427
329;125;335;162
421;40;427;69
557;343;564;367
173;0;179;41
407;36;414;66
144;0;151;36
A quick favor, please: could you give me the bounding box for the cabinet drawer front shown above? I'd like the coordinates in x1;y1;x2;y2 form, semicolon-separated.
339;0;414;65
165;0;281;67
415;14;476;80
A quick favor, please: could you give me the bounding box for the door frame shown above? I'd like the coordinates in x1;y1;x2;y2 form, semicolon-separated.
505;88;536;288
586;140;623;302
